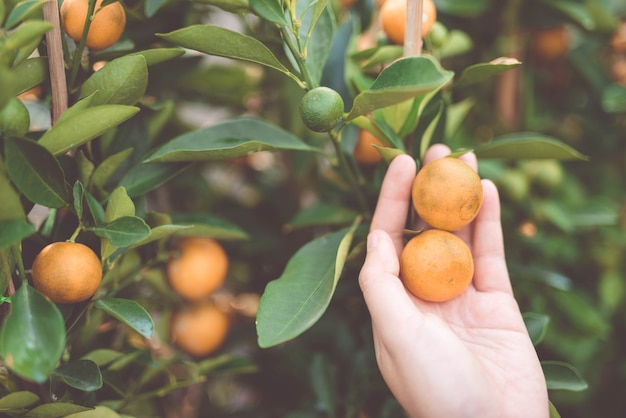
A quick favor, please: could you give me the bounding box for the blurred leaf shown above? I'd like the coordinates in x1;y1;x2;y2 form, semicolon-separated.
63;405;120;417
454;57;522;87
0;219;36;249
437;30;474;58
81;349;125;367
197;354;258;375
80;55;148;106
92;216;150;248
145;118;321;163
474;133;588;160
5;137;70;208
0;284;66;383
445;97;474;139
2;20;52;58
192;0;250;14
144;0;168;17
118;161;189;197
53;360;103;392
130;47;185;66
287;203;360;230
25;403;92;417
5;0;47;30
129;224;193;248
157;25;294;78
346;56;454;120
601;83;626;113
354;45;403;71
0;159;26;220
310;353;337;418
90;148;133;194
0;391;39;409
95;298;154;338
249;0;287;25
543;0;595;30
434;0;491;17
570;199;619;227
549;288;610;336
38;105;140;156
256;219;360;348
549;401;561;418
542;361;588;391
523;312;550;345
170;212;249;240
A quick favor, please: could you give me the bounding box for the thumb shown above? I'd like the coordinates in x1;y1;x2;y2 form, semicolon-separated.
359;230;415;323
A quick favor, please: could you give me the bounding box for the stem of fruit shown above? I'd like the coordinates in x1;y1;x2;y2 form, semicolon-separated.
329;128;369;214
68;224;82;242
68;0;98;91
405;0;423;57
43;0;68;124
281;25;316;90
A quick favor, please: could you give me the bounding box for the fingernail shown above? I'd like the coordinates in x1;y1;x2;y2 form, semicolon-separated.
367;231;379;250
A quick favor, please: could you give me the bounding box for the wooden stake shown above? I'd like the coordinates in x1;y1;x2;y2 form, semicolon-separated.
43;0;68;124
404;0;423;57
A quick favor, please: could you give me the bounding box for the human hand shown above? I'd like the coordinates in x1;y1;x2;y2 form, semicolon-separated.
358;144;549;418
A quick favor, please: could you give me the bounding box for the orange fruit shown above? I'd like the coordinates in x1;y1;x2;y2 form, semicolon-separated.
530;26;570;62
400;229;473;302
611;20;626;54
31;241;102;304
380;0;437;45
353;130;385;165
60;0;126;51
412;157;483;231
166;237;229;301
170;302;229;357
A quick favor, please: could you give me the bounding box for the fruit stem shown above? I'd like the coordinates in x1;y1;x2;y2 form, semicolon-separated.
68;0;99;91
68;224;82;242
281;23;316;90
329;128;369;214
11;244;27;285
405;0;424;57
43;0;68;124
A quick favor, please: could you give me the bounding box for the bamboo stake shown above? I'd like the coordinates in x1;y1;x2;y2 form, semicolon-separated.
43;0;68;124
404;0;423;57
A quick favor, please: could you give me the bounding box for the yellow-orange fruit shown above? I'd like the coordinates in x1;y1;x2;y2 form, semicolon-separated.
611;21;626;54
354;130;385;165
412;157;483;231
31;241;102;304
400;229;473;302
166;237;229;301
530;26;570;62
170;303;229;357
380;0;437;45
60;0;126;50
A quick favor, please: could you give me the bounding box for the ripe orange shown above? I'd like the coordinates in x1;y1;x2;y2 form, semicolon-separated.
170;303;229;357
166;237;229;301
530;26;570;62
380;0;437;45
60;0;126;51
30;241;102;304
412;157;483;231
353;130;385;165
400;229;473;302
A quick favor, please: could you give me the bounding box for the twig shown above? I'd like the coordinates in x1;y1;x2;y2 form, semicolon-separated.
404;0;423;57
43;0;68;124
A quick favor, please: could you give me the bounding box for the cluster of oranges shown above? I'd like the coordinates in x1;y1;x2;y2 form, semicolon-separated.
60;0;126;50
399;157;483;302
166;237;231;357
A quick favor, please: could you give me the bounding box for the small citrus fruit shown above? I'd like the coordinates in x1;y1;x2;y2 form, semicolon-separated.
530;26;570;62
611;20;626;54
354;130;385;165
299;87;344;132
170;303;229;357
400;229;473;302
31;241;102;304
166;237;229;301
380;0;437;45
60;0;126;51
412;157;483;231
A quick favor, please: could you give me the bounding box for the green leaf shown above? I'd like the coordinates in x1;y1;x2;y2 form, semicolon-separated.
104;187;135;222
542;361;588;391
25;403;93;417
249;0;287;25
522;312;550;345
549;401;561;418
157;25;293;78
92;216;150;248
434;0;490;17
0;219;36;249
2;20;52;56
80;349;125;367
197;354;258;375
601;83;626;113
38;105;140;156
145;118;321;163
346;56;454;120
170;212;249;240
53;360;103;391
9;56;48;96
474;133;588;160
543;0;595;30
0;391;39;409
5;137;70;208
73;181;85;219
256;219;360;348
0;159;26;220
353;45;403;71
95;298;154;338
309;353;336;417
130;47;185;66
118;161;189;197
79;55;148;106
129;224;193;248
63;405;119;417
85;191;105;225
0;284;66;383
287;203;360;230
5;0;47;30
454;57;522;87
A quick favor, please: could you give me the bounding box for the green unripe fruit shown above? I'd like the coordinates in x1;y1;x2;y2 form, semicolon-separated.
299;87;344;133
497;168;530;203
0;97;30;137
522;160;563;192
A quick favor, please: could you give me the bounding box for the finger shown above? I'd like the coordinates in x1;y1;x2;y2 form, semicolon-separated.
359;230;420;325
371;154;417;256
471;179;513;294
422;143;451;164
